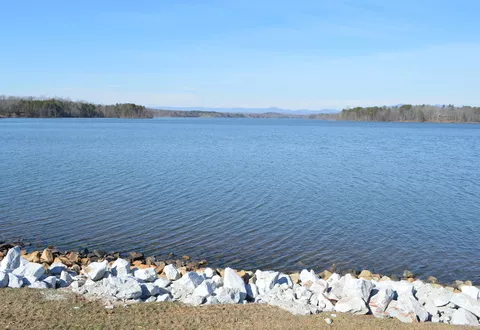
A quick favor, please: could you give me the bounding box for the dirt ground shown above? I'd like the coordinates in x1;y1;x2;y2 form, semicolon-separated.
0;288;463;330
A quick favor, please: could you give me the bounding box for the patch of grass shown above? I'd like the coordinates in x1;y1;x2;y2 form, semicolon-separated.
0;289;463;329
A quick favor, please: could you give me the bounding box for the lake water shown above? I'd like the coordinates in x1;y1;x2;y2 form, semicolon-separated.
1;118;479;283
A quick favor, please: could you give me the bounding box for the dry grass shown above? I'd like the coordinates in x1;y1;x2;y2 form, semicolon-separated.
0;288;463;330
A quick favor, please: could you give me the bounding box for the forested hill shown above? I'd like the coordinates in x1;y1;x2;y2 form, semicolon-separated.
339;104;480;123
0;96;154;118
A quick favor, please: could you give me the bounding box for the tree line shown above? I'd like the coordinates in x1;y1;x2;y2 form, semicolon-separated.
0;96;154;118
338;104;480;123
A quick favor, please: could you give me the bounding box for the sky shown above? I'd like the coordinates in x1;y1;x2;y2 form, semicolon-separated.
1;0;480;110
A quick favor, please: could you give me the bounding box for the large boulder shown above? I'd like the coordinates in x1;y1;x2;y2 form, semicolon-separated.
276;273;293;288
116;279;143;300
43;276;57;289
0;246;21;271
111;259;131;277
154;278;171;288
214;287;242;304
193;280;215;299
223;268;246;302
369;288;394;317
140;283;165;298
429;288;453;307
255;270;279;294
386;295;429;323
299;269;318;284
451;308;480;326
335;296;369;315
309;279;328;295
85;260;108;281
343;274;373;301
171;272;204;299
450;293;480;318
134;268;157;282
164;264;181;280
24;262;46;280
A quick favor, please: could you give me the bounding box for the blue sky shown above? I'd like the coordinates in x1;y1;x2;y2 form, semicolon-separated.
1;0;480;109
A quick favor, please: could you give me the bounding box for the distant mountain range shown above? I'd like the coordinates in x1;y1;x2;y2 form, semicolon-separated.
152;106;340;115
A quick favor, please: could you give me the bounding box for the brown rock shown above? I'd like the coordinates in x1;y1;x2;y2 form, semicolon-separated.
432;284;443;289
80;258;90;265
0;251;4;258
132;260;143;267
179;266;188;276
25;251;41;263
145;256;156;266
135;264;152;270
445;286;454;292
155;262;166;274
464;280;473;286
290;273;300;284
319;270;333;281
198;260;208;266
236;270;250;284
379;276;391;282
426;276;438;284
70;264;81;273
66;252;80;264
182;255;191;261
129;251;144;262
407;278;415;283
54;256;73;267
372;274;381;281
40;249;54;264
359;270;373;280
453;280;464;289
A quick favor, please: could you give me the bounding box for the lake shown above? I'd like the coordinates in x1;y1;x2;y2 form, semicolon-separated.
0;118;479;283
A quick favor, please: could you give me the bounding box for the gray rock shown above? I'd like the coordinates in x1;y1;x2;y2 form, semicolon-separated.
369;288;394;318
223;268;246;302
335;296;369;315
144;296;157;303
0;246;21;271
0;271;9;288
7;273;23;288
85;260;108;281
164;264;181;280
451;308;480;326
49;262;67;276
268;297;314;315
59;270;73;287
205;295;220;305
116;280;143;300
450;292;480;318
134;268;157;282
111;258;131;277
140;283;164;297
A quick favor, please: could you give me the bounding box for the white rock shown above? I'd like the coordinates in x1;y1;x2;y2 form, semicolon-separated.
144;296;157;303
450;292;480;318
59;270;73;287
49;262;67;275
22;276;38;286
154;278;171;288
294;286;314;302
204;267;215;278
335;296;369;315
324;318;333;325
157;293;172;302
246;283;259;299
415;283;433;304
343;274;373;301
300;269;318;284
134;268;157;282
171;272;204;299
430;288;453;307
310;279;328;295
369;288;394;317
387;295;429;323
110;258;131;277
140;283;164;297
316;293;335;312
451;308;480;326
7;273;23;288
223;268;246;302
85;260;108;281
212;274;223;287
461;285;480;301
193;280;215;299
22;263;45;280
0;246;21;271
116;280;143;300
42;275;57;288
423;302;440;317
412;280;425;291
255;270;279;294
164;264;181;280
327;273;341;284
205;295;220;305
12;265;26;276
29;281;48;289
276;273;293;288
183;294;205;306
215;287;242;304
0;271;9;287
392;280;414;298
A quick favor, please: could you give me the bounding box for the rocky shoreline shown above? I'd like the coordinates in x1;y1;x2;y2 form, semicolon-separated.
1;244;479;327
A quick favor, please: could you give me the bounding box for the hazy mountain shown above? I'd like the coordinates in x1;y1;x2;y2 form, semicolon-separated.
152;106;339;115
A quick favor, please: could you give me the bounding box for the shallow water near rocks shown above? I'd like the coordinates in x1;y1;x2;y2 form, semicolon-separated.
0;118;479;283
